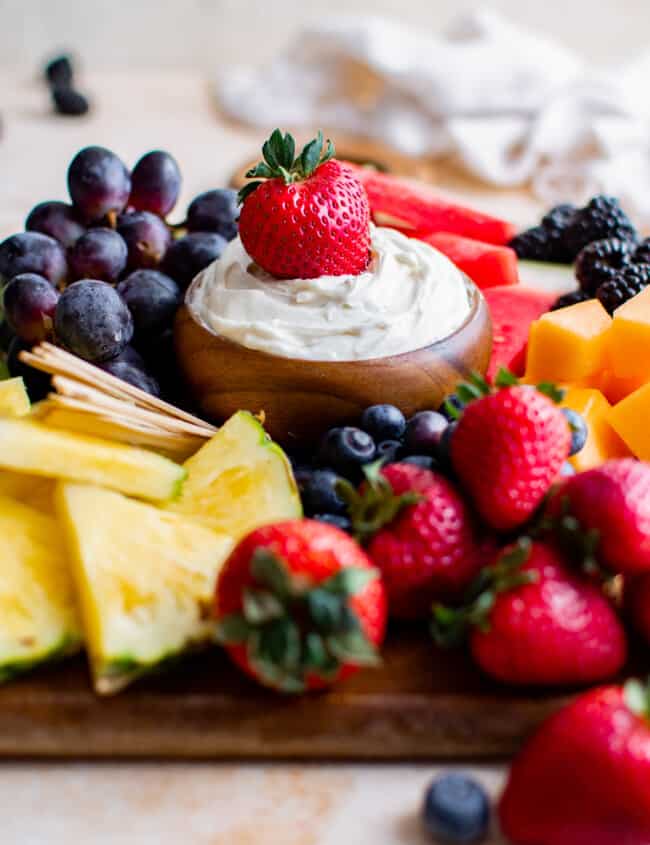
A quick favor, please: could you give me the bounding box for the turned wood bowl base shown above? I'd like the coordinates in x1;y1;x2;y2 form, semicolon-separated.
174;282;491;449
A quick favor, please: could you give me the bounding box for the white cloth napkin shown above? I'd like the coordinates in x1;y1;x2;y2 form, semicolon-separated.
215;10;650;227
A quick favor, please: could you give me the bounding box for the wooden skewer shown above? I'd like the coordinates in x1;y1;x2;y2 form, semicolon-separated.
21;343;217;432
51;376;215;438
18;342;218;457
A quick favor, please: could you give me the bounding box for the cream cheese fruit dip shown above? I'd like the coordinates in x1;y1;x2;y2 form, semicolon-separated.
185;225;472;362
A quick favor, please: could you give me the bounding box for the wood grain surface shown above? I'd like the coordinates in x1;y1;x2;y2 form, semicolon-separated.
174;280;491;446
0;626;578;760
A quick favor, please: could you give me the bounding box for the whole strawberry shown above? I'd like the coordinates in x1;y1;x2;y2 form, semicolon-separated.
343;463;492;618
546;458;650;575
499;680;650;845
449;373;571;532
214;519;387;693
433;539;627;686
238;129;371;279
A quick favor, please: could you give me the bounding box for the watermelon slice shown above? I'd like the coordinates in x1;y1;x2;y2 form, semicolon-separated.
349;166;517;245
483;286;557;382
410;231;519;289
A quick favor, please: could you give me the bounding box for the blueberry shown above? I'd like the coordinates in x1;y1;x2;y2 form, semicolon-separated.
313;513;352;533
376;439;402;464
404;411;448;456
360;404;406;441
300;469;347;517
561;408;588;456
401;455;436;470
560;461;576;477
422;773;490;843
318;427;376;480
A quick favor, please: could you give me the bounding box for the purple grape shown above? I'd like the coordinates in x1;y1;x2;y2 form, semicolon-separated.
129;151;181;218
186;189;239;240
108;345;146;369
68;227;128;284
116;269;181;339
3;273;59;344
25;201;85;249
117;211;171;270
403;411;448;456
54;280;133;362
99;359;160;396
7;338;51;401
162;232;227;289
67;146;131;223
0;232;67;288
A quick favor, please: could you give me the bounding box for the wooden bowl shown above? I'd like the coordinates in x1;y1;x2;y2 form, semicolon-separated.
175;277;491;448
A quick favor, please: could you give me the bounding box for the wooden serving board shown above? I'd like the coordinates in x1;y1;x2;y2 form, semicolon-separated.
0;626;592;760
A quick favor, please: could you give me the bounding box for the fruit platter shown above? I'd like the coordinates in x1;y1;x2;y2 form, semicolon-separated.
1;120;650;820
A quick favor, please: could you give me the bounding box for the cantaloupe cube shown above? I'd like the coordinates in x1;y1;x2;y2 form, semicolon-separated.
609;382;650;460
524;300;612;384
562;388;630;471
598;369;649;405
607;287;650;380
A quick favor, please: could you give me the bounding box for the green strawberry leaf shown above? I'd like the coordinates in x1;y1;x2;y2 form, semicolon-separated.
300;131;324;178
536;381;566;403
250;549;292;598
327;629;380;667
237;181;262;204
215;613;250;644
495;368;520;388
322;567;379;597
307;588;344;633
243;588;285;625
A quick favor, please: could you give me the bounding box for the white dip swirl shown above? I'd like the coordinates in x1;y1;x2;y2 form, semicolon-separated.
186;225;472;361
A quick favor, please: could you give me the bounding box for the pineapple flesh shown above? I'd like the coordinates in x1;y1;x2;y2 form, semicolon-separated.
0;495;82;679
0;377;30;417
57;483;234;694
169;411;302;539
0;418;186;502
0;471;55;513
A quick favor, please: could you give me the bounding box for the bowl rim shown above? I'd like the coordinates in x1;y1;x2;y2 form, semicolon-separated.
182;272;488;367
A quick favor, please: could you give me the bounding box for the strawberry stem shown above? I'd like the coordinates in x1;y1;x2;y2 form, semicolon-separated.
238;129;336;204
431;537;536;647
215;548;381;692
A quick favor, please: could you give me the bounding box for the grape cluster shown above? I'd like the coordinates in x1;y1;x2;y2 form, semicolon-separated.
0;145;239;401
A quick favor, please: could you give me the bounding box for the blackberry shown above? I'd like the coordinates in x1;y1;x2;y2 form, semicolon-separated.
575;238;633;294
509;225;553;261
509;204;576;263
551;289;591;311
540;203;577;262
597;263;650;314
563;195;637;258
633;238;650;264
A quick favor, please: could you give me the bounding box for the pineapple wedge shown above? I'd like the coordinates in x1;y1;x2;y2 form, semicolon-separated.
169;411;301;539
0;471;55;513
0;495;81;680
57;483;234;694
0;418;186;502
0;377;30;417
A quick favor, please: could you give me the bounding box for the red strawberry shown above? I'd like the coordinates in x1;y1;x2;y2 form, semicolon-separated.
546;458;650;576
343;463;492;618
214;519;387;693
499;680;650;845
433;539;627;686
450;375;571;532
238;130;370;279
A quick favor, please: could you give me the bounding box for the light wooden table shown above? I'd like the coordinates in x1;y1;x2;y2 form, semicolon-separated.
0;68;533;845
